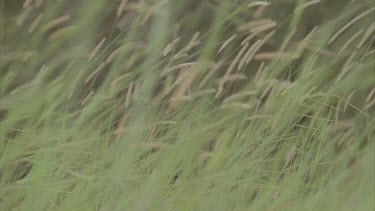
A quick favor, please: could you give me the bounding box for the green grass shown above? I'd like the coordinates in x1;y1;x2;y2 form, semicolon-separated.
1;0;374;210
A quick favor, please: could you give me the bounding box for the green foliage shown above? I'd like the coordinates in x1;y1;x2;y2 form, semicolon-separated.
1;0;374;210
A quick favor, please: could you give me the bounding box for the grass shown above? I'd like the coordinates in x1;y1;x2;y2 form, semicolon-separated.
0;0;374;210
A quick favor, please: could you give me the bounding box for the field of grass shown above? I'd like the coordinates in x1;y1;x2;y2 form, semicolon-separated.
1;0;374;210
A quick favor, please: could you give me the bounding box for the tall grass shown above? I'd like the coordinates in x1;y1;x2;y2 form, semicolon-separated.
1;0;374;210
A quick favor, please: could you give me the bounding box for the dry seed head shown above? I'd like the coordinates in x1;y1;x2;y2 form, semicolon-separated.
191;31;201;43
172;52;189;60
365;97;375;110
254;5;268;18
176;67;198;96
248;1;271;8
36;65;47;79
106;46;126;64
238;40;261;70
241;33;256;46
173;31;201;58
154;82;178;102
117;12;137;30
263;29;276;42
183;31;201;53
237;19;274;32
284;146;298;166
116;0;129;17
221;102;254;110
199;62;223;88
1;51;37;62
23;0;33;8
216;43;249;98
357;23;375;49
114;123;126;138
169;96;194;102
339;52;357;81
366;87;375;104
328;121;354;134
110;73;132;88
28;14;44;34
140;8;154;26
155;71;183;102
254;62;265;82
169;66;199;110
260;79;276;100
198;152;212;163
160;62;198;77
218;34;237;54
241;22;276;45
168;96;194;110
162;37;181;57
125;82;134;109
271;80;293;95
294;0;321;12
81;91;94;106
223;91;257;103
215;86;224;99
328;7;375;44
226;43;249;76
89;37;107;61
349;0;359;5
35;0;43;7
174;69;191;85
304;44;337;58
255;52;299;60
338;29;364;55
193;88;217;98
244;39;264;64
155;121;178;125
42;14;71;32
219;73;247;84
85;62;106;84
173;24;180;39
344;90;356;111
16;6;33;26
47;26;75;42
279;27;297;53
250;21;277;34
295;27;317;56
364;49;375;58
246;114;271;120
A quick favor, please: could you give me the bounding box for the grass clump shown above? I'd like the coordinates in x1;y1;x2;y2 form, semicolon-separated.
1;0;374;210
